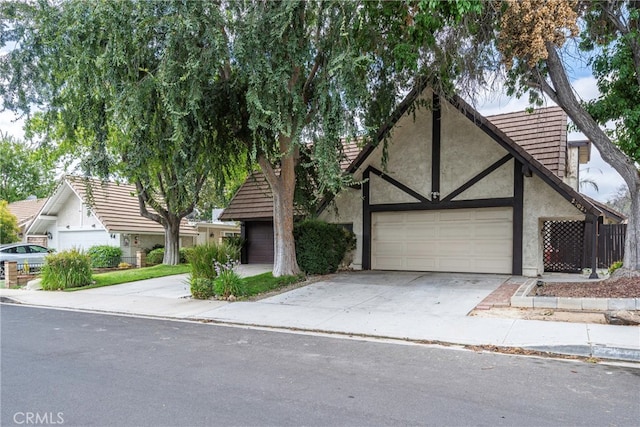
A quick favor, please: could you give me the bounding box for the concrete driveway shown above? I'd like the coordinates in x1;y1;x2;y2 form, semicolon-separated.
261;271;508;318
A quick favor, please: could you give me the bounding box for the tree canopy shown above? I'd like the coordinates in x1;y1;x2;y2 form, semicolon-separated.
497;0;639;272
0;200;20;244
1;0;246;264
0;132;56;203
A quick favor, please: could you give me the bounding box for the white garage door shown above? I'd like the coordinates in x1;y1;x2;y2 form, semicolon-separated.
372;207;513;274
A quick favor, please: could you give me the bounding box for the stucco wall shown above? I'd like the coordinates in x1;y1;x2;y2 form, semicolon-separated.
320;92;587;276
522;174;586;276
440;102;512;199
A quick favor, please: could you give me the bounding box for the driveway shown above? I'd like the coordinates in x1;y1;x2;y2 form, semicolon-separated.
261;271;508;317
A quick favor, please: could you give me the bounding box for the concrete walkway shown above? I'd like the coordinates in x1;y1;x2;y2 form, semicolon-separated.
1;268;638;363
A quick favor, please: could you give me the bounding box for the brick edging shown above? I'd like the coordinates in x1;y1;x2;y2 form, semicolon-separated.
511;280;640;311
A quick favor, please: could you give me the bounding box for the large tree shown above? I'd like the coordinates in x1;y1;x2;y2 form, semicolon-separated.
497;0;639;273
0;132;56;202
1;0;244;264
229;0;486;276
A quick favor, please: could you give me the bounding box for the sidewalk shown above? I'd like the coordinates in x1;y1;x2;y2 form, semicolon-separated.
1;269;638;363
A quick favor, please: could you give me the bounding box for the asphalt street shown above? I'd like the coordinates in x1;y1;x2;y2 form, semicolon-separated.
1;304;639;426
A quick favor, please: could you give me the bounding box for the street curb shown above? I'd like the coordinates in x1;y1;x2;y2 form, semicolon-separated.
526;345;640;363
2;299;639;364
511;280;639;311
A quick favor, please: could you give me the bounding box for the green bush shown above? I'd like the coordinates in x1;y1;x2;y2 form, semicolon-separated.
147;247;193;265
41;248;92;290
87;245;122;268
294;219;356;275
187;242;240;280
179;247;193;264
147;248;165;265
190;277;215;299
608;260;623;275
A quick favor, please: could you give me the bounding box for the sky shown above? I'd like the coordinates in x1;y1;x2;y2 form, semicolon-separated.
0;61;627;205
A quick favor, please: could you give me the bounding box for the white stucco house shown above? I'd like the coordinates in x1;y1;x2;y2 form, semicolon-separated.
221;87;624;277
26;176;202;259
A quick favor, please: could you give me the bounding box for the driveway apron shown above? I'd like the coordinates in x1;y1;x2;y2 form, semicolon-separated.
262;271;507;318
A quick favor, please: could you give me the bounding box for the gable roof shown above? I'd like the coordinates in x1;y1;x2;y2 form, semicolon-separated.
7;198;48;228
28;176;197;235
217;172;275;221
221;88;603;222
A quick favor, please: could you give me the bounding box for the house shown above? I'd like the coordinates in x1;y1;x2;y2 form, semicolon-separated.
26;176;198;259
220;88;623;276
7;197;48;244
190;208;241;246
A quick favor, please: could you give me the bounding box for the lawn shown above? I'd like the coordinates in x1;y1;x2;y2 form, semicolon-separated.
66;264;191;291
241;272;303;297
64;265;303;297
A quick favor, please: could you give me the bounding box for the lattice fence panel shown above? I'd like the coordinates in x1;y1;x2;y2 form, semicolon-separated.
543;220;585;273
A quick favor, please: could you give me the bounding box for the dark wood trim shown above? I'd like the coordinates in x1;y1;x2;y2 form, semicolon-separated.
512;160;524;275
348;79;430;174
589;215;601;279
368;166;430;203
451;96;601;217
240;222;247;264
368;197;514;213
431;94;441;201
362;169;371;270
442;155;512;202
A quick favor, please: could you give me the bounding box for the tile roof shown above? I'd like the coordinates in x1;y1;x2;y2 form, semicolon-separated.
35;176;197;235
486;106;567;177
7;198;48;227
218;172;274;221
220;143;362;221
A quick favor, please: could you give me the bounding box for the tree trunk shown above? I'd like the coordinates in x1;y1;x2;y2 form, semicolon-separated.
163;216;181;265
543;43;640;272
626;187;640;271
258;147;301;277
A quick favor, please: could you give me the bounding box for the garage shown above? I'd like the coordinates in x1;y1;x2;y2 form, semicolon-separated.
245;221;274;264
371;207;513;274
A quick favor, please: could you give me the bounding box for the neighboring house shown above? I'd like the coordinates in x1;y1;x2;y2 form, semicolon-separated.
26;176;198;258
7;197;48;244
190;208;240;246
221;88;624;276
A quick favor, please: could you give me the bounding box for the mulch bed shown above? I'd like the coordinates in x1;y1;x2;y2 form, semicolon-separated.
533;278;640;298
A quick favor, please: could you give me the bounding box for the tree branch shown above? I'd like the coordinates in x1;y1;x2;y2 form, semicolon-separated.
544;42;639;191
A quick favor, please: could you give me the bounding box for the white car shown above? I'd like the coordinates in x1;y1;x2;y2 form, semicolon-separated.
0;243;53;279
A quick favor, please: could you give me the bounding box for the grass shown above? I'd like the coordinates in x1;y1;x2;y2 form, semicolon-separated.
66;264;191;291
241;272;304;297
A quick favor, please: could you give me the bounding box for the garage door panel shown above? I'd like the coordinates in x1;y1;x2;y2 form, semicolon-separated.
372;207;512;274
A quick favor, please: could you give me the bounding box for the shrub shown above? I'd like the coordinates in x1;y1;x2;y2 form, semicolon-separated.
294;219;356;275
179;247;194;264
187;242;240;280
190;277;215;299
118;262;132;269
147;248;165;265
87;245;122;268
41;248;92;290
146;244;164;254
213;257;245;298
608;260;623;275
